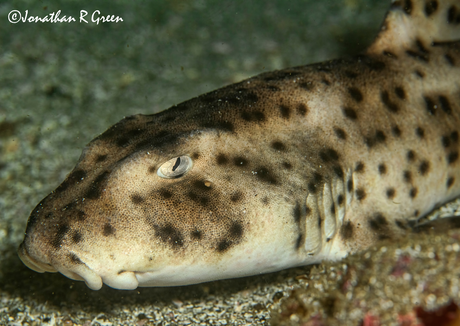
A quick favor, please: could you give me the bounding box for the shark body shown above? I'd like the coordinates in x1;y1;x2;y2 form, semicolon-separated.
18;0;460;290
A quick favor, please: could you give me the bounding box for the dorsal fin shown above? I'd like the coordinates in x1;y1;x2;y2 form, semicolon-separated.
367;0;460;56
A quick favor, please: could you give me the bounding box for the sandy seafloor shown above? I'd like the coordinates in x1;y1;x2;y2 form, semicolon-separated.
2;1;460;325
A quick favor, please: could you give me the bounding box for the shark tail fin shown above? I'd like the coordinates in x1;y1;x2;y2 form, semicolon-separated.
367;0;460;56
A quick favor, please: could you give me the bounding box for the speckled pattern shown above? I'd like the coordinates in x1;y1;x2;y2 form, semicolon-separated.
4;0;458;325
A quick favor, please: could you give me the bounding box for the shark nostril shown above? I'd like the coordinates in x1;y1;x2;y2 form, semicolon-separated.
61;270;85;282
57;263;103;291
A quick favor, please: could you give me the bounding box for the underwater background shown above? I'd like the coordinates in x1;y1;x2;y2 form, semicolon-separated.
4;1;458;325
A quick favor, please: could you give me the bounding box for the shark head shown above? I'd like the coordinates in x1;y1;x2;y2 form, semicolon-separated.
18;89;331;289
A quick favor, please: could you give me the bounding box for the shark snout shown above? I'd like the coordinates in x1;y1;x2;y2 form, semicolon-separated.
18;242;104;290
18;242;57;273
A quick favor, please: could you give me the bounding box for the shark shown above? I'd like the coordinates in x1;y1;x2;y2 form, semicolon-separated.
18;0;460;290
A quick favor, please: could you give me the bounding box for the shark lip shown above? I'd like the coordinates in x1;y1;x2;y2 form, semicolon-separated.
17;242;57;273
18;242;103;290
102;271;139;290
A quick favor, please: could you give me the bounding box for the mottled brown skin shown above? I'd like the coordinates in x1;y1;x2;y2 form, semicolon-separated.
18;0;460;290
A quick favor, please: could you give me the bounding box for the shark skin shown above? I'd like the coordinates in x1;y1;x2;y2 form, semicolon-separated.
18;0;460;290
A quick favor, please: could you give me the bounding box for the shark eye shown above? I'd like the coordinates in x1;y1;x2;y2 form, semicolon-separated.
157;155;193;179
